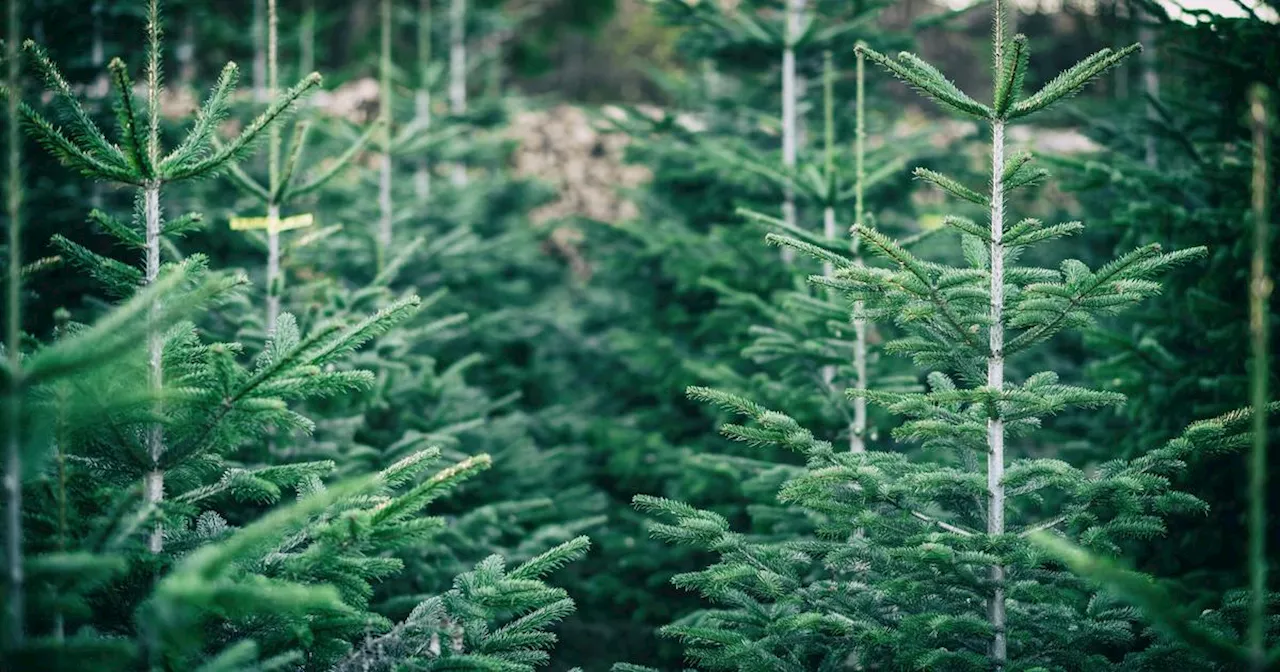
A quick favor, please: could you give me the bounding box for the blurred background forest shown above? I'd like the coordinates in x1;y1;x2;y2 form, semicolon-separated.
2;0;1278;670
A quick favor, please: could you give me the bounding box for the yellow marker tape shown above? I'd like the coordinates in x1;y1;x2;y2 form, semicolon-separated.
230;213;315;232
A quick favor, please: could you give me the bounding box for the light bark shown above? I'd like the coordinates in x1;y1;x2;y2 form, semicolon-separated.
253;0;267;102
5;0;25;647
143;183;164;554
1247;84;1271;672
1138;6;1158;168
378;0;395;261
851;49;867;453
144;0;165;554
415;0;433;202
300;0;316;78
985;6;1009;666
780;0;803;263
266;0;281;333
449;0;467;186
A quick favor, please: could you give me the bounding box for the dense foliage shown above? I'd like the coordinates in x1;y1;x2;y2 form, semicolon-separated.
3;0;1277;670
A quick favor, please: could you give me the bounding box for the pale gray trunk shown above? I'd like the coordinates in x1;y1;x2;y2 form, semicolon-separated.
90;0;108;97
1138;7;1158;168
266;205;281;334
1113;0;1129;99
380;153;394;252
1247;84;1270;672
851;50;867;453
300;0;316;77
780;0;804;263
986;119;1008;670
253;0;267;102
143;184;165;554
449;0;468;186
415;90;432;201
415;0;432;202
5;0;24;645
378;0;394;259
821;206;837;387
177;14;196;90
90;0;106;209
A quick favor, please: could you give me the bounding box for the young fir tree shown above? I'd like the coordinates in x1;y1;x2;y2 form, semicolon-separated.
233;0;606;632
1035;83;1278;672
726;48;930;454
5;1;590;668
576;2;949;661
4;0;24;648
214;0;381;339
1048;2;1280;597
620;0;1235;668
22;0;328;553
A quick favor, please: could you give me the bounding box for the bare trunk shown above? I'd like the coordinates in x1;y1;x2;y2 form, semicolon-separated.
415;0;432;202
379;152;393;254
450;0;468;186
5;0;25;647
851;49;867;453
253;0;267;102
144;184;165;554
90;0;106;209
177;14;196;90
780;0;801;263
1247;84;1271;672
378;0;394;263
266;206;281;333
1112;0;1129;99
820;204;837;387
414;91;432;201
985;5;1009;663
266;0;281;333
986;117;1008;671
1138;8;1158;168
300;0;316;77
143;0;166;555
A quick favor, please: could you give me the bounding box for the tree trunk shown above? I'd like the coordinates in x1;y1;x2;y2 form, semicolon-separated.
300;0;316;78
851;48;867;453
266;0;281;333
253;0;267;102
1138;6;1158;168
415;0;432;203
266;206;281;332
143;183;164;554
177;12;196;90
450;0;467;186
379;0;394;261
5;0;26;648
1246;84;1271;672
144;0;165;554
986;6;1009;661
780;0;805;264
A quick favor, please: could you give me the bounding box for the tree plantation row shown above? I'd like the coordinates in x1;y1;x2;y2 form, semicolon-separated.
1;0;1277;670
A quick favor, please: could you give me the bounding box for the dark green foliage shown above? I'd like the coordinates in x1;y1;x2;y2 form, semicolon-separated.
3;1;589;669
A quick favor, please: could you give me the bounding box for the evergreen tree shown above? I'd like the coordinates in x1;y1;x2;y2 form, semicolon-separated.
3;1;590;668
1034;82;1278;672
620;0;1250;668
1048;2;1280;596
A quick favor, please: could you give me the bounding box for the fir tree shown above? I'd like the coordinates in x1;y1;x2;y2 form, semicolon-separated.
214;0;379;337
1049;3;1280;595
5;2;592;667
1034;83;1278;672
621;0;1240;668
4;0;25;648
20;0;321;551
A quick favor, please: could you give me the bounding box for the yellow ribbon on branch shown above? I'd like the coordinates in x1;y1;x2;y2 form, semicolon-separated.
230;213;315;232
